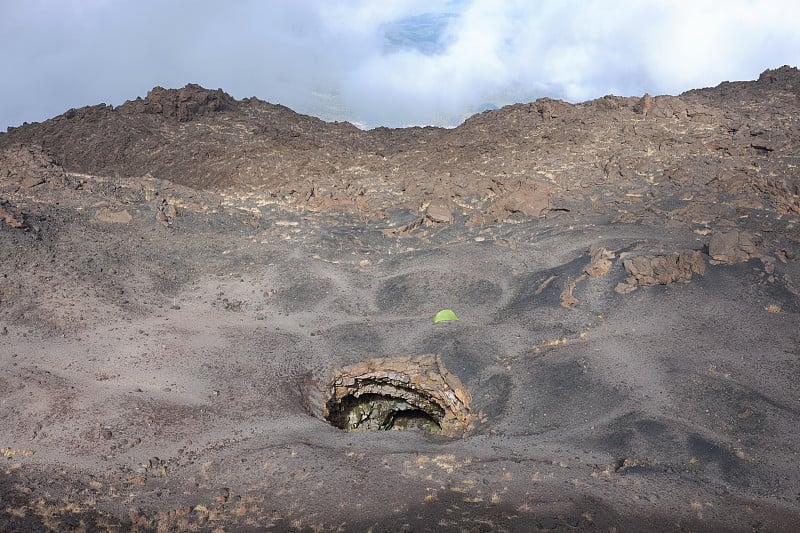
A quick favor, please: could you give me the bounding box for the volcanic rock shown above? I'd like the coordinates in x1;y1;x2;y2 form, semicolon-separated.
0;67;796;225
1;68;799;533
425;202;454;224
95;208;132;224
0;144;65;188
619;250;706;289
708;229;761;264
117;83;235;121
0;199;25;228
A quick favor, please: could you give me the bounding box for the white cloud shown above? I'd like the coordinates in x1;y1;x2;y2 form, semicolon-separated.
335;0;800;126
1;0;798;131
639;0;800;91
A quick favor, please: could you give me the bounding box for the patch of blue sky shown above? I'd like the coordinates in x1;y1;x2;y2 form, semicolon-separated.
381;12;457;55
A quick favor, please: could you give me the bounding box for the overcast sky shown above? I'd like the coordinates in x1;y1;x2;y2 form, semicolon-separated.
3;0;799;131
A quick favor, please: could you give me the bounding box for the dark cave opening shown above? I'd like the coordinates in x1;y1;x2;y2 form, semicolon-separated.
326;392;443;433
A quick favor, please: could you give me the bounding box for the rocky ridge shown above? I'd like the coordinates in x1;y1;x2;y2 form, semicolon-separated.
4;67;798;296
2;67;798;225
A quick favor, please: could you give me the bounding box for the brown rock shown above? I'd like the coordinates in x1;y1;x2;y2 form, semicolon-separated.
0;145;65;187
425;203;454;224
21;176;45;189
633;93;653;115
621;251;706;288
708;230;760;264
584;246;614;277
382;217;424;237
156;209;170;226
560;276;584;308
490;183;551;218
95;208;133;224
164;203;179;219
0;201;25;228
117;83;235;122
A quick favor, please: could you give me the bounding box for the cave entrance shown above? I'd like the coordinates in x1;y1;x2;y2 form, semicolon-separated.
304;354;474;438
327;392;443;433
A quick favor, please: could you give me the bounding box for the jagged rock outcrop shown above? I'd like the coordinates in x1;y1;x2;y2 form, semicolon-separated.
116;84;236;121
617;251;707;292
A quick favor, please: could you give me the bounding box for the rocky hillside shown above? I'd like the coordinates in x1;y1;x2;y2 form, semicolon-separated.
2;67;798;226
2;67;800;532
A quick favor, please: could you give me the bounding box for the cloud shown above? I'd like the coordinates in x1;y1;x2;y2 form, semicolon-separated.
1;0;798;131
339;0;800;126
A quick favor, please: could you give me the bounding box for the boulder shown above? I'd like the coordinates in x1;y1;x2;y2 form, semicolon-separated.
708;230;760;264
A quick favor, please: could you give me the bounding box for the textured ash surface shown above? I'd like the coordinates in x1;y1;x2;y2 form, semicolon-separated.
1;67;799;532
